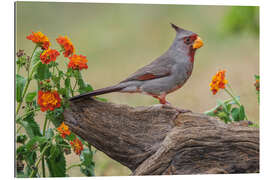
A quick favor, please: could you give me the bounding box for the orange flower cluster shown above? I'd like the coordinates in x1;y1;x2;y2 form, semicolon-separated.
40;49;60;64
68;54;88;70
57;122;84;155
27;31;50;50
57;122;71;138
37;90;61;112
209;70;228;95
70;137;84;155
56;36;75;57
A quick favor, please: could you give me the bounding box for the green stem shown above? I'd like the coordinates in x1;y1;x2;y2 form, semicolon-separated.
72;78;77;92
43;116;49;135
28;45;38;77
41;116;49;177
224;88;241;107
227;84;233;93
66;163;81;171
41;157;46;177
29;143;50;178
16;65;21;74
70;80;74;96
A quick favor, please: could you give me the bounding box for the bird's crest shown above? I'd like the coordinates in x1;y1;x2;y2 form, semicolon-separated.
170;23;185;33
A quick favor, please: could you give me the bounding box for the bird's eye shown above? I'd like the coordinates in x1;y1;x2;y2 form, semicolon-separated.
184;37;191;44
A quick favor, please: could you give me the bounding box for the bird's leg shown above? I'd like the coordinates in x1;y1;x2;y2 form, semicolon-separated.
158;94;192;113
151;94;168;104
158;94;168;105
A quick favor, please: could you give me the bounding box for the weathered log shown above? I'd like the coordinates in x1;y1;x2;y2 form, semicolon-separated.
63;97;259;175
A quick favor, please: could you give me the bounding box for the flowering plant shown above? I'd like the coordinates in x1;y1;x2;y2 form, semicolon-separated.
16;32;95;177
205;70;250;123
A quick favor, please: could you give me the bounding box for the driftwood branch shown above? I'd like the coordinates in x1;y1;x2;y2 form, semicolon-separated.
64;97;259;175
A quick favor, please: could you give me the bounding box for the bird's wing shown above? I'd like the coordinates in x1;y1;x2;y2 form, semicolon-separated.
120;55;174;83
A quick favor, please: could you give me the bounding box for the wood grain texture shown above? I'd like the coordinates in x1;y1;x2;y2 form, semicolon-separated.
64;97;259;175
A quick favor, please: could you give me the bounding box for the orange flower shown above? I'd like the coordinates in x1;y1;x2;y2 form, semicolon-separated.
26;31;50;50
40;49;60;64
70;137;83;155
56;36;75;57
209;70;228;95
37;90;61;112
57;122;71;138
68;54;88;70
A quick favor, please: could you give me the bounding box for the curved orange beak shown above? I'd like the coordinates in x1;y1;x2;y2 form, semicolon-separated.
193;36;203;49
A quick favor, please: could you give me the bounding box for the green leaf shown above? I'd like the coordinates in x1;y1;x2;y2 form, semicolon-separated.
74;70;94;94
45;144;66;177
217;111;227;119
46;107;64;127
27;151;37;167
16;171;27;178
31;47;43;66
222;116;231;124
25;136;48;151
64;77;70;97
16;134;28;144
217;100;228;113
25;91;37;103
65;77;70;88
79;84;94;94
78;78;85;88
55;135;71;152
52;75;61;89
80;148;95;176
239;105;246;120
16;145;27;159
58;88;68;98
204;109;216;116
254;74;260;80
17;144;38;176
231;107;240;121
16;74;26;102
46;128;55;139
19;114;42;139
226;103;232;112
34;63;52;80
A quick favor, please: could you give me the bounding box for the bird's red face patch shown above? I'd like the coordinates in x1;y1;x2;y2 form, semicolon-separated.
184;34;198;45
186;34;198;63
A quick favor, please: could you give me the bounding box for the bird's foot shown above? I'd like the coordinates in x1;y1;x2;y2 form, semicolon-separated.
162;104;192;113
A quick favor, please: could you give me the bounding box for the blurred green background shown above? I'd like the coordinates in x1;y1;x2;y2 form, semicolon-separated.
16;2;259;176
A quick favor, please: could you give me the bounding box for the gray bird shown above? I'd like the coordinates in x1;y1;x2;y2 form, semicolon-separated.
70;23;203;109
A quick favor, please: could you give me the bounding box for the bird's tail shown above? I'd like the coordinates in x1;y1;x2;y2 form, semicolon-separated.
69;84;124;101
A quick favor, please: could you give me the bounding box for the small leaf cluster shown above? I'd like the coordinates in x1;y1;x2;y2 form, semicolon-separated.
205;98;246;123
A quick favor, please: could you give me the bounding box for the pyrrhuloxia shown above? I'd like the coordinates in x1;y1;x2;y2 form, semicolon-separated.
70;23;203;107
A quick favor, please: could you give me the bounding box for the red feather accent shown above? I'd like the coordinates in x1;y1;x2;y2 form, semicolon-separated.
137;73;157;80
